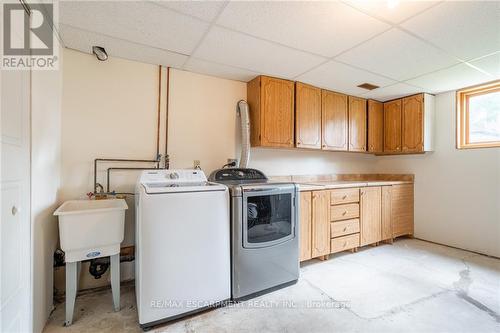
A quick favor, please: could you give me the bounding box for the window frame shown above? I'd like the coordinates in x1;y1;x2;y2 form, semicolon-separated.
456;80;500;149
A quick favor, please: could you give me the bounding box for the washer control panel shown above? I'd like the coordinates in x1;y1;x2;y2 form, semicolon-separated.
141;169;206;185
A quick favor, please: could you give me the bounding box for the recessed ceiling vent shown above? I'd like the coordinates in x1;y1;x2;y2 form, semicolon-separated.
357;83;379;90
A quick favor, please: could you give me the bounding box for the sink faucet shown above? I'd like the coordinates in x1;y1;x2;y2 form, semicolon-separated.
94;183;108;199
95;183;104;194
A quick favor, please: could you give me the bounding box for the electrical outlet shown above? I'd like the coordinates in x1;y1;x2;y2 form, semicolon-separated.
227;158;238;167
193;160;201;169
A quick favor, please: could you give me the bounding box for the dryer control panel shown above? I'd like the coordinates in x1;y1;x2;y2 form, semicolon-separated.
209;168;268;182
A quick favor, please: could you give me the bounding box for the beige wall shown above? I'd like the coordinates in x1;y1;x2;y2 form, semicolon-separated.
31;37;63;332
59;49;164;290
167;69;246;172
374;92;500;257
59;49;499;298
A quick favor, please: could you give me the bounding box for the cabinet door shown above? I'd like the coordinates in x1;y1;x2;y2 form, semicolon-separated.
295;82;321;149
392;184;414;238
348;96;367;152
384;99;402;153
321;90;348;151
261;76;295;147
402;94;424;153
299;192;312;261
381;186;392;241
360;187;381;246
367;100;383;153
311;191;330;257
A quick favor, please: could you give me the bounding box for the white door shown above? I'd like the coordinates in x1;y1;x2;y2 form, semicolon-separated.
0;12;32;333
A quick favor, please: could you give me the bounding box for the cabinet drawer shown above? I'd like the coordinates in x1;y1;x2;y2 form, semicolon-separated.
330;203;359;221
330;188;359;205
331;219;360;238
331;233;360;253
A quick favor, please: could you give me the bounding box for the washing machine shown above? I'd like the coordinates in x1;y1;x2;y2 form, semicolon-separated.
135;169;230;329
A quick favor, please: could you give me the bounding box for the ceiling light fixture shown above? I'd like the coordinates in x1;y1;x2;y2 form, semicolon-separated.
92;46;108;61
386;0;399;9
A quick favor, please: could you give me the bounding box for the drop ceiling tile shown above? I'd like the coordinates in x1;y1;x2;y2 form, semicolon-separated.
60;1;209;55
60;24;188;67
345;0;439;24
151;1;227;22
216;1;390;57
192;26;326;79
470;52;500;78
336;28;458;81
405;63;493;94
361;83;423;102
184;57;259;82
296;60;396;96
402;1;500;61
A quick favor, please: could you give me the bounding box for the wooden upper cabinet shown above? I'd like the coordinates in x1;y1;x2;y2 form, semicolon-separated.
247;76;294;148
367;100;383;153
321;90;348;151
348;96;367;152
402;94;424;153
384;99;402;153
295;82;321;149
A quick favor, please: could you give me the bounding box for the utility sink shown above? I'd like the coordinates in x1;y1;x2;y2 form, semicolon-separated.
54;199;127;325
54;199;128;263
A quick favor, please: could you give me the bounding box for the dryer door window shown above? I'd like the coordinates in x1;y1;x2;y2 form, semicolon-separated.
242;189;294;248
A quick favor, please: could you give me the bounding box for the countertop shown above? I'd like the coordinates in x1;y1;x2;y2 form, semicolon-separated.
297;180;413;191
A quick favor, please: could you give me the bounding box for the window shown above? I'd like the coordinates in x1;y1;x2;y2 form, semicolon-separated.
457;80;500;149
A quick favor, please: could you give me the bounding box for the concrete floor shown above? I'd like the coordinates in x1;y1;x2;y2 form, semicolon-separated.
44;239;500;333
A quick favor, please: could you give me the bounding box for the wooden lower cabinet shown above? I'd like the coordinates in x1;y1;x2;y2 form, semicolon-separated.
330;219;360;238
331;234;360;254
330;188;361;253
360;187;382;246
381;186;393;241
331;203;360;221
330;187;359;205
299;184;414;262
299;190;330;261
311;191;330;257
392;184;414;238
299;192;312;261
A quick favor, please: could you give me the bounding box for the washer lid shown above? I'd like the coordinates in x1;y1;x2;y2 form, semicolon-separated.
140;169;227;193
143;182;227;194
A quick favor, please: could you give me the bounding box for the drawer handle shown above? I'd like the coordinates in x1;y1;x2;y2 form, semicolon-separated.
342;211;347;216
342;195;347;200
343;241;347;247
343;227;347;232
11;206;18;216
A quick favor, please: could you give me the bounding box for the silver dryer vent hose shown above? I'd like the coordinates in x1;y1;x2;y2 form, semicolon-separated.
238;100;250;168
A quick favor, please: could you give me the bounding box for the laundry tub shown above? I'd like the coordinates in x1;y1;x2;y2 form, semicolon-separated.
54;198;128;325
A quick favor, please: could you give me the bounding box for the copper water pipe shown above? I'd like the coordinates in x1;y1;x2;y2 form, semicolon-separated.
164;67;170;169
156;65;161;167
